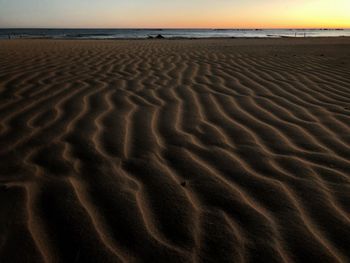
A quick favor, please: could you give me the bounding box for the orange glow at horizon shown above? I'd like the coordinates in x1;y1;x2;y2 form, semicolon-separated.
78;0;350;29
1;0;350;28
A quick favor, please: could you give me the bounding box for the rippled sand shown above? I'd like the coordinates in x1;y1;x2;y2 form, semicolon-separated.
0;38;350;263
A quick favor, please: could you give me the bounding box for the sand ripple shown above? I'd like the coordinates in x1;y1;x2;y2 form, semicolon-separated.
0;39;350;263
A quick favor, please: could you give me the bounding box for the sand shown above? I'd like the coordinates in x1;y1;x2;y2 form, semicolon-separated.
0;38;350;263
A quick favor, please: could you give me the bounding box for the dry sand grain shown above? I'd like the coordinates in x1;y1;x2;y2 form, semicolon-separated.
0;38;350;262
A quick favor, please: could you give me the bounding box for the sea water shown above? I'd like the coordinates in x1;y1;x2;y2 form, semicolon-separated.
1;28;350;39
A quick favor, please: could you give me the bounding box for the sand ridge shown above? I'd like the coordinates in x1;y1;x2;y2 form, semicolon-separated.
0;38;350;262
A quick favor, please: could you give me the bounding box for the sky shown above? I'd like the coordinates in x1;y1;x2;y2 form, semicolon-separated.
0;0;349;28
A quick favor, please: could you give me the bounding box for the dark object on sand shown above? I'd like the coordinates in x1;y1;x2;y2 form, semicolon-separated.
147;36;154;39
155;34;165;39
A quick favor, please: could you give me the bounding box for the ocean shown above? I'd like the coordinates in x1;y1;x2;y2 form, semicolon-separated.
1;28;350;39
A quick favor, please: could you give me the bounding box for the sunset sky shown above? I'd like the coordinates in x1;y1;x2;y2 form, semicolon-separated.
1;0;349;28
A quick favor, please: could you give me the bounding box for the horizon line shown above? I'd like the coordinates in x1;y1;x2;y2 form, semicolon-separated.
1;27;349;30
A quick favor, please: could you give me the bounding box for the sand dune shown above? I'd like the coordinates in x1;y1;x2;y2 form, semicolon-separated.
0;38;350;262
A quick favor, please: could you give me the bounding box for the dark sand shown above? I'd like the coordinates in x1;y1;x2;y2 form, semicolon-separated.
0;38;350;262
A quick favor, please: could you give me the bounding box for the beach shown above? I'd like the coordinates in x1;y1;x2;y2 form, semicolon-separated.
0;38;350;262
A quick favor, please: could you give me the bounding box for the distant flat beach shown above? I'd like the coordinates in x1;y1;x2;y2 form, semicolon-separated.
0;38;350;262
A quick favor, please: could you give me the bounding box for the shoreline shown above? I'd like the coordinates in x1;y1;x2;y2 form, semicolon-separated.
2;36;350;40
2;35;350;42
